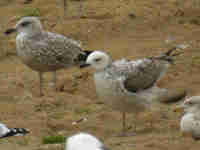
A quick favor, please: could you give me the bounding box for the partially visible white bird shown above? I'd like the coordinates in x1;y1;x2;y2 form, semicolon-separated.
65;132;110;150
80;45;186;136
174;96;200;140
0;122;29;139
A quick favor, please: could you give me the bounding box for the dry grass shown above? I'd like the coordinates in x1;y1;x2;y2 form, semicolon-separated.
1;0;200;150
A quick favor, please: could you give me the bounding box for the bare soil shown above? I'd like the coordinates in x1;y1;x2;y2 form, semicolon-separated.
1;0;200;149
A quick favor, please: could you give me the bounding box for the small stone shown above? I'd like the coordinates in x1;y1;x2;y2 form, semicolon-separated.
128;13;136;19
23;0;33;4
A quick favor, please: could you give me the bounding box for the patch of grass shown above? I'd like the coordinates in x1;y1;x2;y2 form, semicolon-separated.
191;55;200;66
23;7;41;17
42;135;66;144
0;139;9;144
16;7;41;21
16;138;29;146
74;107;91;114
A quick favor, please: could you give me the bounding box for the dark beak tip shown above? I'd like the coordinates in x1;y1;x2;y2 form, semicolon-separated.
80;63;90;68
4;28;16;35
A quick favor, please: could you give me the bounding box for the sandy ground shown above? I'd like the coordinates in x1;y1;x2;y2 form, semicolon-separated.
1;0;200;149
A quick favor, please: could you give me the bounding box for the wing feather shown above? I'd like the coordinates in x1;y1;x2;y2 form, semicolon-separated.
27;32;84;67
112;58;169;93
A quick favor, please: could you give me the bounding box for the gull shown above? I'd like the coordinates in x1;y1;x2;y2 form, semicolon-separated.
174;96;200;140
65;132;110;150
5;17;92;96
80;46;186;136
0;122;29;139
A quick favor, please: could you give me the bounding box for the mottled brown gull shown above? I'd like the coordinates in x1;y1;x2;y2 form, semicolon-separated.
81;46;186;136
174;96;200;140
5;17;92;96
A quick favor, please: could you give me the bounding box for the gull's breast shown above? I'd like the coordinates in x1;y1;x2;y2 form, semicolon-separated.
94;72;115;98
180;113;200;137
16;33;35;65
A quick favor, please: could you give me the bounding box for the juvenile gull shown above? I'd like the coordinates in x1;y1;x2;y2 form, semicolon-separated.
81;46;185;136
5;17;92;96
0;122;29;139
174;96;200;140
66;132;111;150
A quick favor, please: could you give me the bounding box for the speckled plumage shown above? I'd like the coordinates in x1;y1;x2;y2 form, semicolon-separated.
84;49;184;136
106;58;169;93
16;31;84;72
91;53;171;114
15;17;85;72
5;17;91;96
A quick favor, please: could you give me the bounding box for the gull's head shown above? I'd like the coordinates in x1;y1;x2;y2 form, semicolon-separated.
66;132;104;150
174;96;200;114
81;51;112;71
5;17;43;35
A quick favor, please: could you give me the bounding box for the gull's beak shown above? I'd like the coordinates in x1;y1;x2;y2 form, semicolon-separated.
4;28;17;35
173;104;184;113
80;63;91;68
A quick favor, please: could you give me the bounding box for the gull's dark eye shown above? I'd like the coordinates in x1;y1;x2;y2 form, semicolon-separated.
94;58;101;62
21;21;31;27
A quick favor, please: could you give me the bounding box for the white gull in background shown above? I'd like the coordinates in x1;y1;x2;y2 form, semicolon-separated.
65;132;110;150
81;45;187;136
174;96;200;140
5;17;92;96
0;122;29;139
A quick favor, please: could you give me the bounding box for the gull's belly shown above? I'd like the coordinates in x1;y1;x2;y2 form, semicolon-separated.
181;113;194;133
94;74;114;98
94;73;144;113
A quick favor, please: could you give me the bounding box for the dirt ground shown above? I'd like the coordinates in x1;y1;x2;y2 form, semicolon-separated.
1;0;200;149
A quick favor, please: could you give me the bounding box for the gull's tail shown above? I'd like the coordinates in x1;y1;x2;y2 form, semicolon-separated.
0;128;29;139
150;44;188;64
